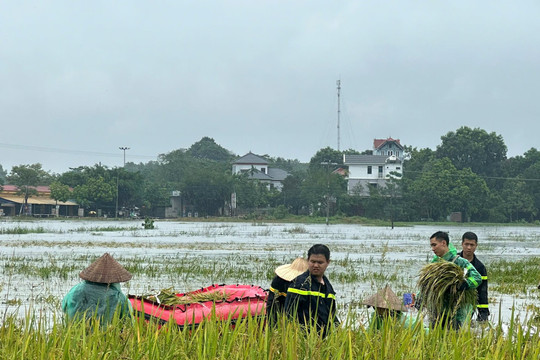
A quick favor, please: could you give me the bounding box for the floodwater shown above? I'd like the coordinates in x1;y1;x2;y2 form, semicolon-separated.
1;218;539;326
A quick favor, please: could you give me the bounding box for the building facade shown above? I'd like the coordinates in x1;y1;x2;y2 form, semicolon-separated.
344;138;404;196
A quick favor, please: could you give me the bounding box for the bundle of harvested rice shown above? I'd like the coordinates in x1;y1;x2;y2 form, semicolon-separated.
141;287;231;306
417;261;476;321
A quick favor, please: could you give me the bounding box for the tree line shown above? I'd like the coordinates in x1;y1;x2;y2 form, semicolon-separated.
1;129;539;223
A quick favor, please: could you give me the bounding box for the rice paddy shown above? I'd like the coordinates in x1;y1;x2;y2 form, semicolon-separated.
1;219;540;358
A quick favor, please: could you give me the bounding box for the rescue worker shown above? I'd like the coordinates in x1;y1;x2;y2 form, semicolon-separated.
427;231;482;329
266;257;308;325
459;231;490;322
62;253;132;325
284;244;338;337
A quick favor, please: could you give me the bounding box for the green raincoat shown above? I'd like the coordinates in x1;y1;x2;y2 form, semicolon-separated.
431;244;482;326
62;281;132;325
368;311;427;332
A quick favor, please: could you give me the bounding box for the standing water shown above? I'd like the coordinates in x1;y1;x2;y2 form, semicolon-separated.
1;219;539;327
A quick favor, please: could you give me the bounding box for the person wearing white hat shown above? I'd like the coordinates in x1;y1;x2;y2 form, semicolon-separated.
266;257;308;325
62;253;133;325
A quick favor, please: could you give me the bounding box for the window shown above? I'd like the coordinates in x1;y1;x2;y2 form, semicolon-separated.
261;168;266;174
396;167;401;170
378;166;383;173
367;166;372;174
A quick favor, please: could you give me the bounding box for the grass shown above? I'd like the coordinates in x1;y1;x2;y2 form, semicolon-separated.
0;226;47;234
1;309;540;359
488;257;540;294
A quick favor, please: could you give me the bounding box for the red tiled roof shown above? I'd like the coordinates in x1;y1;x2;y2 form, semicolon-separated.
1;185;51;194
373;138;401;149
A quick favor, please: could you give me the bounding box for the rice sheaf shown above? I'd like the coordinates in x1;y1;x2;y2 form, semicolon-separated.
417;261;477;320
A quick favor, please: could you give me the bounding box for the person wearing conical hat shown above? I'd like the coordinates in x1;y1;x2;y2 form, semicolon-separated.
266;257;308;325
364;285;425;332
62;253;133;325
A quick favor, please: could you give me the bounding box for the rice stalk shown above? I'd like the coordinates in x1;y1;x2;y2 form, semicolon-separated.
417;261;476;323
140;287;231;306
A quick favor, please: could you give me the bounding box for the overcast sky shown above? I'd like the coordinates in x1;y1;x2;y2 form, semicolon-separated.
1;1;539;174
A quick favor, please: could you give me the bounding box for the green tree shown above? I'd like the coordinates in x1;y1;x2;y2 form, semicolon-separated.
182;163;231;216
301;166;346;218
523;162;540;220
73;176;115;211
0;164;7;185
309;147;343;171
403;146;435;174
7;164;52;215
117;168;145;212
266;157;308;174
49;181;72;216
233;174;258;209
158;149;190;186
279;173;306;215
497;180;536;222
187;137;235;163
436;126;507;177
141;182;171;216
501;148;540;178
404;158;489;221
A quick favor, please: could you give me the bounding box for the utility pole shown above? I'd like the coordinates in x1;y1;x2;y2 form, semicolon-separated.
321;161;337;225
119;146;130;167
116;147;129;218
337;79;341;151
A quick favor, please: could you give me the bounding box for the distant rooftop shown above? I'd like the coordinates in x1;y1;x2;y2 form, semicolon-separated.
233;152;269;165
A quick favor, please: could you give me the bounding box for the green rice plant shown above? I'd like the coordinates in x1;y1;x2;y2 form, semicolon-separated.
0;226;46;234
284;225;307;234
418;261;476;324
69;226;140;232
488;257;540;294
1;306;540;359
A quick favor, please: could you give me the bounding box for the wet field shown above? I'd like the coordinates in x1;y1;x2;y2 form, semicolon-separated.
1;218;539;325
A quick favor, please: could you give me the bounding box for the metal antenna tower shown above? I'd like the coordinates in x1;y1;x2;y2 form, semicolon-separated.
336;79;341;151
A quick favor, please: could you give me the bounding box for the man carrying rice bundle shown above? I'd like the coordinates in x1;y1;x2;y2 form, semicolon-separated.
417;231;482;329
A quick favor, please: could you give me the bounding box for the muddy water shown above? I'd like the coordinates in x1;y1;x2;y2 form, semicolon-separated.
1;219;539;326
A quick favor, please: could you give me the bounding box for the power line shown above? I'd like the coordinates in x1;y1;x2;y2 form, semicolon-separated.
0;142;157;160
402;169;540;182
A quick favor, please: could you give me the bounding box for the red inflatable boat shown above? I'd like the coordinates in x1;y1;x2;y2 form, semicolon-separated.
129;284;267;328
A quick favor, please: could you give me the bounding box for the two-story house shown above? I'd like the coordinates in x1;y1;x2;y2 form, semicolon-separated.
343;138;404;196
232;152;289;190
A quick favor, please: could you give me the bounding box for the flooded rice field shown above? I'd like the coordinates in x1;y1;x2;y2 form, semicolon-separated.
1;219;539;326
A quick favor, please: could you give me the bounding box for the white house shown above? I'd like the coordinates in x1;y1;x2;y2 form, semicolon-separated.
344;138;404;196
232;152;289;190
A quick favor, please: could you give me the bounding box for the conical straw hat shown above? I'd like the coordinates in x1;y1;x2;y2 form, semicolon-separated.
362;285;407;312
79;253;132;284
275;258;309;281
